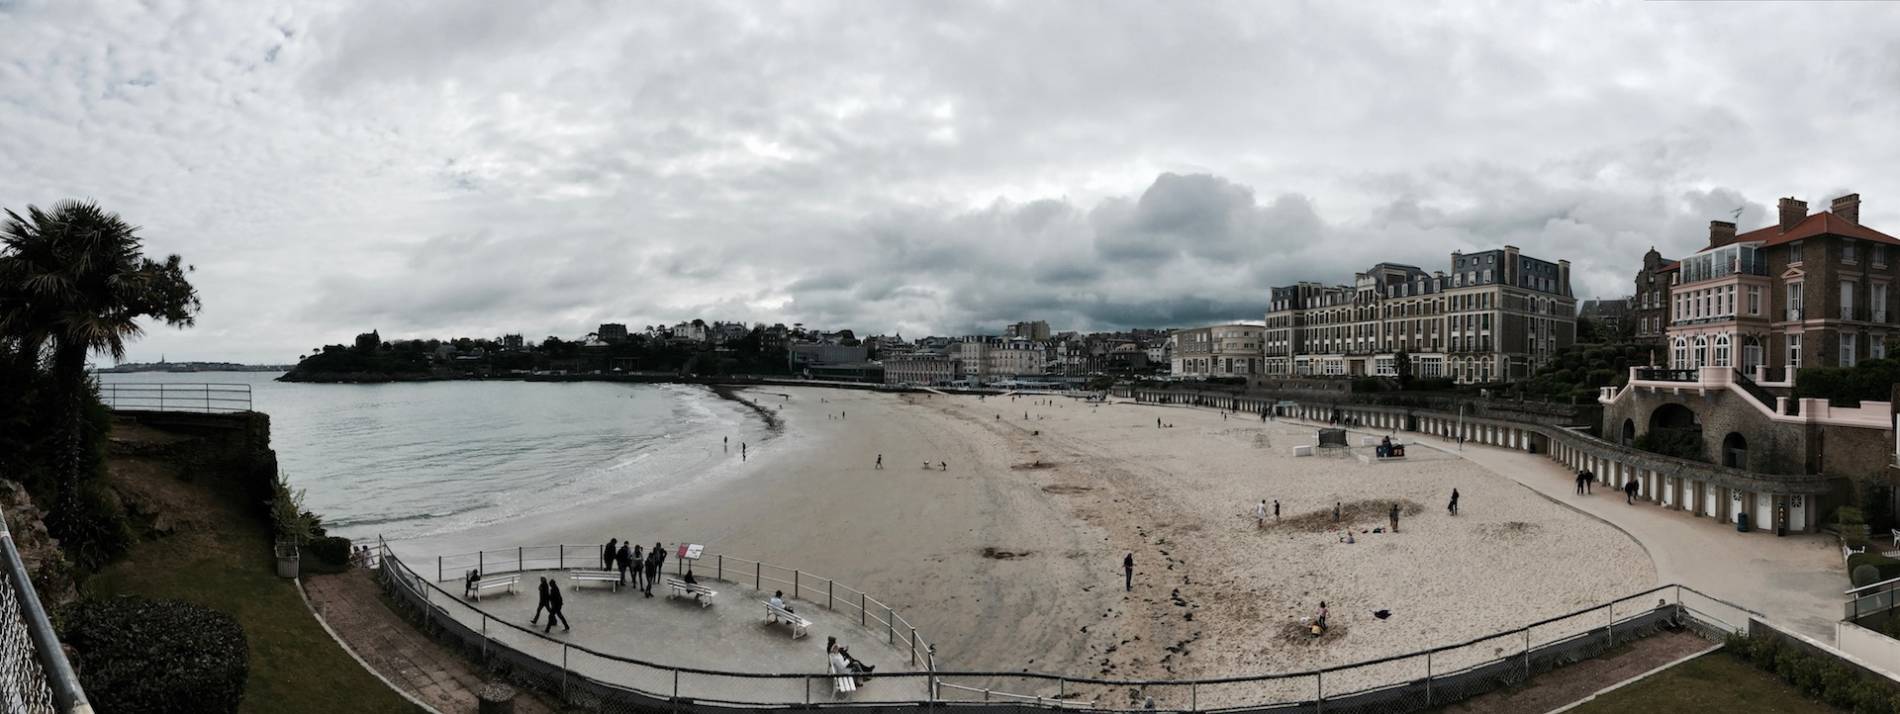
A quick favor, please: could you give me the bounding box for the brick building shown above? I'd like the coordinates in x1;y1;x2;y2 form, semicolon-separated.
1631;248;1676;344
1665;193;1898;372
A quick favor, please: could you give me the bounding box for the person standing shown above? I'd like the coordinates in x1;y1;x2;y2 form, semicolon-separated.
630;544;645;591
645;543;666;597
1448;489;1460;516
724;435;729;452
742;442;748;461
1254;499;1268;529
876;454;883;470
602;538;618;571
615;542;634;587
1583;470;1593;494
1389;503;1400;533
1332;502;1341;523
1122;553;1135;592
1625;479;1639;505
1575;471;1586;495
543;582;570;633
530;577;551;624
1273;500;1280;522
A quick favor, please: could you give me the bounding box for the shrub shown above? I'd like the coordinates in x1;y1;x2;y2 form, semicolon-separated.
1840;506;1869;527
1847;553;1900;586
302;535;354;574
1854;564;1884;588
59;596;249;714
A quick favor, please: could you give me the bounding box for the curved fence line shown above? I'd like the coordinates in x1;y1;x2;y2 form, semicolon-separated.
375;539;1758;712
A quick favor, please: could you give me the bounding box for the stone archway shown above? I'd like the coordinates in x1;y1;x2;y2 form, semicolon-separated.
1643;403;1704;461
1620;418;1636;447
1723;432;1748;469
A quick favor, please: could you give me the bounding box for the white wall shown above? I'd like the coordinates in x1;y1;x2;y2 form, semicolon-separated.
1837;621;1900;679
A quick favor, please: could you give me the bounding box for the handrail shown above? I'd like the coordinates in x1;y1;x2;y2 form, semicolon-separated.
97;382;253;414
1;505;93;713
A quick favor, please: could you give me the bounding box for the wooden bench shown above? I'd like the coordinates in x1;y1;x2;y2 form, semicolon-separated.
568;569;620;592
664;578;717;607
468;575;518;601
764;601;811;639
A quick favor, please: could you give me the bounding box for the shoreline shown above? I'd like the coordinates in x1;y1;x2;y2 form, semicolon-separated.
709;384;784;433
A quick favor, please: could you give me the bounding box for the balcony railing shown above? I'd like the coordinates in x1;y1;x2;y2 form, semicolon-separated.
1785;307;1804;322
1634;367;1700;383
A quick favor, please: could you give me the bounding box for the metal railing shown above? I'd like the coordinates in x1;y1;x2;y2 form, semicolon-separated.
1633;367;1699;383
377;539;1752;713
97;383;252;414
0;509;91;714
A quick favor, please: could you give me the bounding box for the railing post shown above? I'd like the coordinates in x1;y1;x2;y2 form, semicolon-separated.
828;581;833;610
1523;627;1531;680
805;675;811;705
861;592;867;626
438;556;442;583
795;570;800;599
482;614;488;659
559;544;565;569
1316;670;1324;713
1425;651;1433;706
673;669;680;699
479;551;484;575
910;626;917;665
1191;682;1198;711
1608;601;1615;646
888;606;895;644
561;644;569;701
717;554;723;581
756;562;761;591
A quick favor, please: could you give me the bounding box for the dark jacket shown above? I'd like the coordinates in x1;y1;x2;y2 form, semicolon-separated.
616;545;633;568
648;549;667;573
537;580;551;604
548;586;565;611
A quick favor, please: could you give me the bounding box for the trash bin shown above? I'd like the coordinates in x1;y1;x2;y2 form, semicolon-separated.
1737;512;1751;533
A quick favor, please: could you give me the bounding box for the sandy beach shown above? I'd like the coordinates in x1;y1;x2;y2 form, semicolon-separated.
397;386;1655;697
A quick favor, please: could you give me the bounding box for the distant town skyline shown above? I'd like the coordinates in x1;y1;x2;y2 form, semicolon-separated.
6;2;1900;364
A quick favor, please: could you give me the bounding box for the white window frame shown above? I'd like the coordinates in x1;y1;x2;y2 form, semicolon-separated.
1843;333;1858;367
1788;334;1802;369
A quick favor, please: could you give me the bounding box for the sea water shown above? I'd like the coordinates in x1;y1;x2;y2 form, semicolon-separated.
96;372;761;541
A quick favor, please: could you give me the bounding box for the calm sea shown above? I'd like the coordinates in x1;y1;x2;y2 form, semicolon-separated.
95;372;762;542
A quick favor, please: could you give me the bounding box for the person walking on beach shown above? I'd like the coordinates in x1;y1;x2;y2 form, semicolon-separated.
645;542;667;597
616;541;634;586
1389;503;1400;533
602;538;618;571
530;577;551;624
1157;417;1162;429
1624;479;1639;505
742;442;748;461
1332;502;1341;523
1255;499;1268;529
724;435;729;452
1273;499;1280;521
543;583;570;633
875;454;883;470
1575;471;1586;495
1448;489;1460;516
1123;553;1135;592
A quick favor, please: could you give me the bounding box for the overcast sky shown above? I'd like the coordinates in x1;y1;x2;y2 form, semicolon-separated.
5;1;1900;364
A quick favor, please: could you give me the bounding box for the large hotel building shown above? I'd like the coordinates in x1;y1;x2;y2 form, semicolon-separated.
1263;246;1577;383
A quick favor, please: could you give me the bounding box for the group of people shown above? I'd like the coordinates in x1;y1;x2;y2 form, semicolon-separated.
1253;499;1281;528
1375;435;1406;459
531;576;570;632
602;538;671;597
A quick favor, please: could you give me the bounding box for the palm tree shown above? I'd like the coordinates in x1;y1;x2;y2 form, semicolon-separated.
0;200;200;513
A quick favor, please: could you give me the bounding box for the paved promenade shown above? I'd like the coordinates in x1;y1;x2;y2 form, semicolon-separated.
1358;424;1843;640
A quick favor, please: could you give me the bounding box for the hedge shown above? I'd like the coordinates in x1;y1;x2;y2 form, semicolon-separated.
58;596;249;714
1848;553;1900;587
1727;631;1900;713
302;535;355;574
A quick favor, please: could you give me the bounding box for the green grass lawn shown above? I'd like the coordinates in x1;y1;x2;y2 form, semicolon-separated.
1569;652;1841;714
84;461;419;714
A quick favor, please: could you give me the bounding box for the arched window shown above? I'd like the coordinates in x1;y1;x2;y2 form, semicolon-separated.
1693;336;1708;368
1714;334;1731;367
1673;337;1688;369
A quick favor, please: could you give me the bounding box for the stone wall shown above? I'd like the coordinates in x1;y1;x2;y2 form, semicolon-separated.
1602;385;1897;479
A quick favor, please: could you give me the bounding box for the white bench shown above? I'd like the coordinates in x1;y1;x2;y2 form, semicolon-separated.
1890;528;1899;547
1846;545;1868;561
665;578;717;607
764;601;811;639
569;569;621;592
830;661;857;694
1292;445;1314;457
468;575;518;601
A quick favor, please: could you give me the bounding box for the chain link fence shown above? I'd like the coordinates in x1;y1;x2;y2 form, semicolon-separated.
1;511;91;714
379;541;1753;713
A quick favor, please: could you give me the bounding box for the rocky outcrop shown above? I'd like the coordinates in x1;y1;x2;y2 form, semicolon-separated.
0;479;77;606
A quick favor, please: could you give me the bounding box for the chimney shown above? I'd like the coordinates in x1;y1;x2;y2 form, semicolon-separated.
1779;197;1808;233
1557;259;1571;297
1708;220;1737;248
1832;193;1861;224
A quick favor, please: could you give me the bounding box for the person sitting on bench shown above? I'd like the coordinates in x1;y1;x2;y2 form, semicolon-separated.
463;569;482;598
770;590;791;613
839;645;875;684
683;569;699;585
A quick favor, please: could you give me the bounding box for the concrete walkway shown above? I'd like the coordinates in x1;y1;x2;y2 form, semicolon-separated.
303;569;559;714
430;570;931;705
1355;424;1843;640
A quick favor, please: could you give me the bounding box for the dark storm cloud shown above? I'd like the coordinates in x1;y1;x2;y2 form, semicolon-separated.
4;1;1900;361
